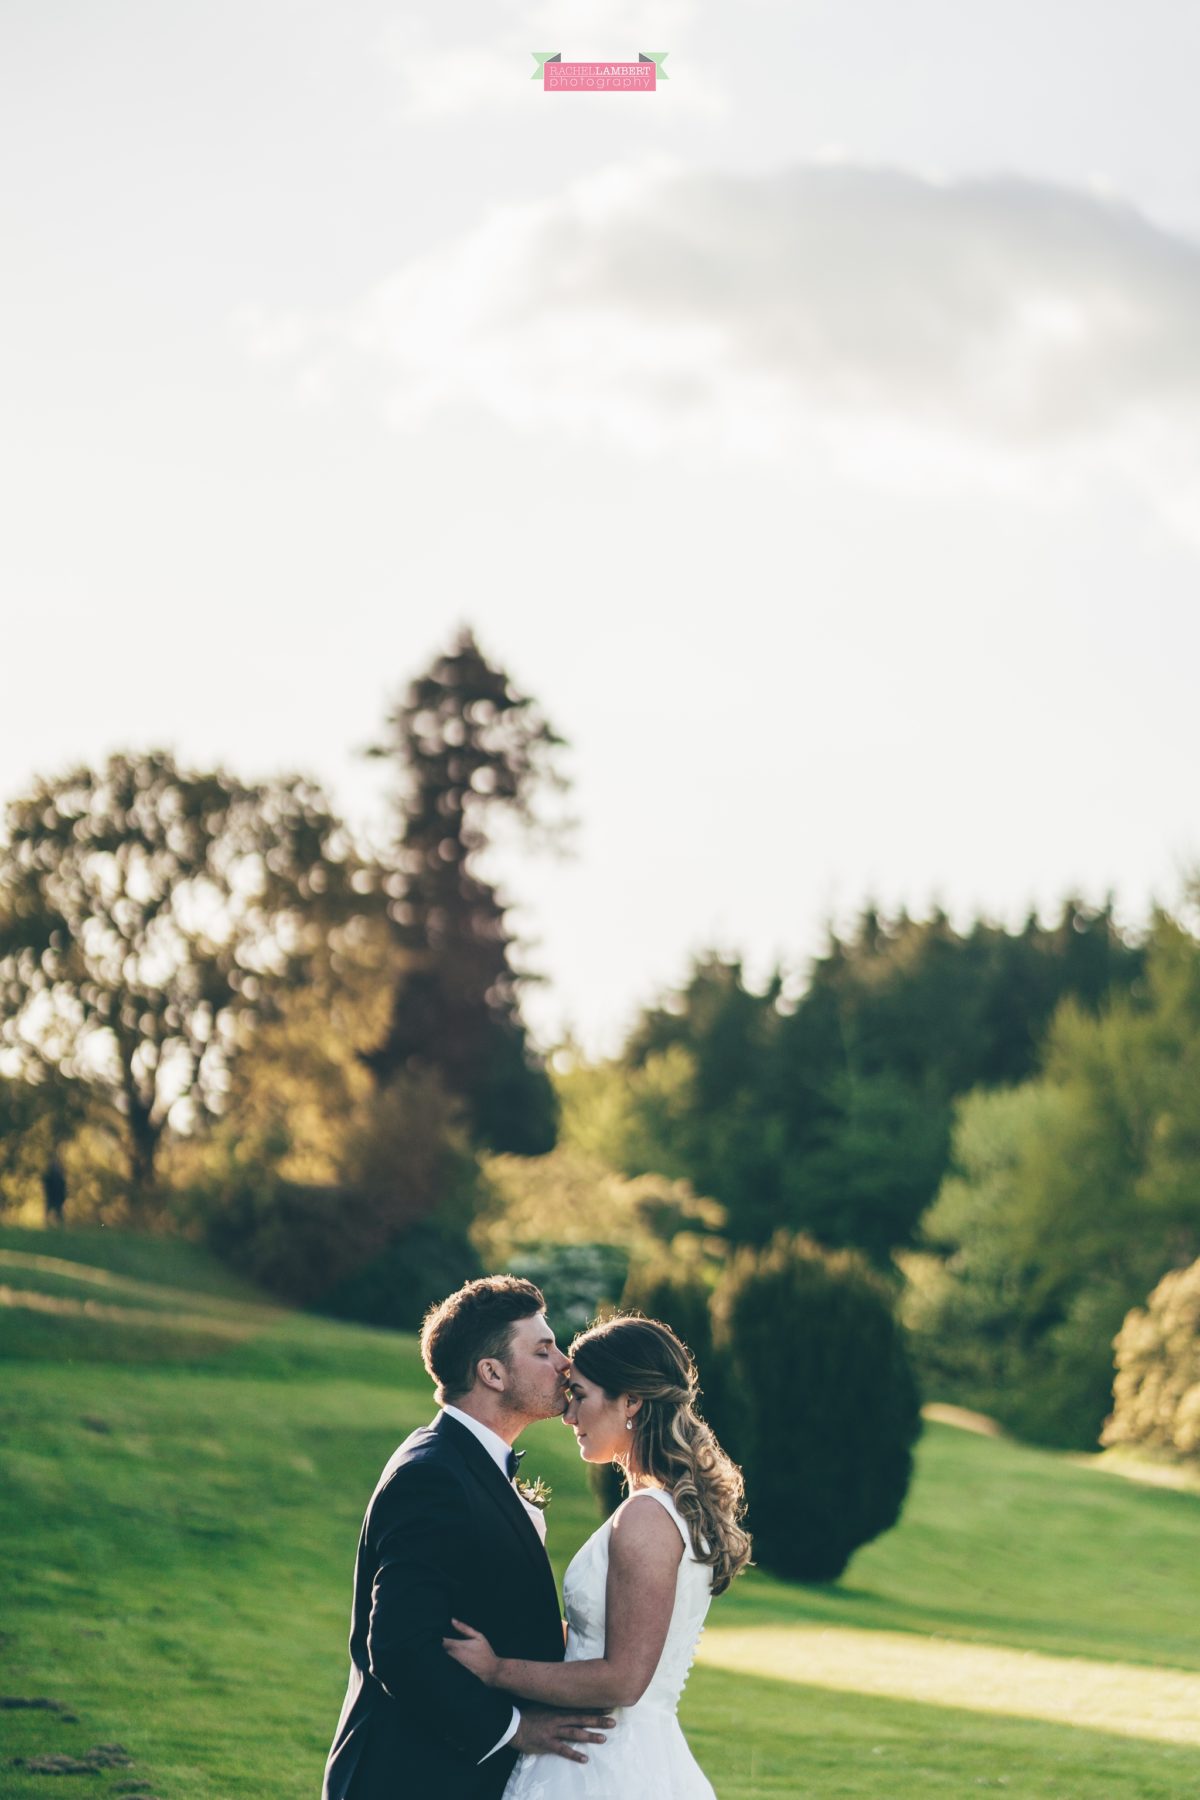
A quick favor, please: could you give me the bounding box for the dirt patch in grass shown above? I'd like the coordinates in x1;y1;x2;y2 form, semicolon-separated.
11;1743;134;1774
0;1698;78;1721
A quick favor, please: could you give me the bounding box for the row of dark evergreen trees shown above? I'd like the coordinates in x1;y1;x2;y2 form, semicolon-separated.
614;905;1143;1261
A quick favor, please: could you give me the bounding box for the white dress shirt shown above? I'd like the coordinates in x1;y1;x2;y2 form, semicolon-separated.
440;1405;549;1762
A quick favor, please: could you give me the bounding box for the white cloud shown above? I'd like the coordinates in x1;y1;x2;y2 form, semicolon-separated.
242;160;1200;538
381;22;525;123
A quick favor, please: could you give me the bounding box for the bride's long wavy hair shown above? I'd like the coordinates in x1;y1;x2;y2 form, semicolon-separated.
568;1314;752;1597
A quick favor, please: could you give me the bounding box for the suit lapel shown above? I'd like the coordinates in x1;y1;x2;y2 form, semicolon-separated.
433;1414;559;1607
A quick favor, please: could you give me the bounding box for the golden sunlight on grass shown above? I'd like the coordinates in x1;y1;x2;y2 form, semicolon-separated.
0;1247;278;1310
0;1283;255;1338
1074;1447;1200;1497
697;1626;1200;1747
920;1401;1005;1437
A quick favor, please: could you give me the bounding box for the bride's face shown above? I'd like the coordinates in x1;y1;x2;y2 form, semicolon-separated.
562;1368;636;1463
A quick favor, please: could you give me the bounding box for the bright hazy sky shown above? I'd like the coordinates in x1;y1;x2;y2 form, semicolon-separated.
2;2;1198;1053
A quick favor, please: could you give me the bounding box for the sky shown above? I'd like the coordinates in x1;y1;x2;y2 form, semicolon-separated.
2;1;1198;1054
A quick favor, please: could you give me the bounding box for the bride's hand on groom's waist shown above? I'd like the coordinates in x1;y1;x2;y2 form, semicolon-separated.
512;1703;617;1765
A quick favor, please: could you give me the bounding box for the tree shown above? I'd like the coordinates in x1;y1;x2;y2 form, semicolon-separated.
365;629;568;1154
910;910;1200;1447
779;1068;949;1265
712;1232;922;1581
613;900;1143;1256
192;1066;486;1327
901;1082;1074;1437
621;956;790;1241
0;751;360;1217
172;912;396;1193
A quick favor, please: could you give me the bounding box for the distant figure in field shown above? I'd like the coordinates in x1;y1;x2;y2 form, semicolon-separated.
42;1153;66;1228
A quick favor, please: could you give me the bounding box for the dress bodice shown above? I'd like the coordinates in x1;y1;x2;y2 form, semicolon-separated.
561;1487;712;1716
501;1488;719;1798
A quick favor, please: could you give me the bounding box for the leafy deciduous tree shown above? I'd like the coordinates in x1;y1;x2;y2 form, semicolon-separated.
910;911;1200;1447
0;750;361;1216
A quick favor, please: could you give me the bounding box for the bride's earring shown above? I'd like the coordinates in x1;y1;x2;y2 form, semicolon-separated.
625;1418;633;1430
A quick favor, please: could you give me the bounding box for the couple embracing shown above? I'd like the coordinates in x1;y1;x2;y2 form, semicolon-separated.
322;1275;751;1799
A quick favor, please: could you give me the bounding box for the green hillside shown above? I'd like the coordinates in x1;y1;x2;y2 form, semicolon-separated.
2;1227;1199;1799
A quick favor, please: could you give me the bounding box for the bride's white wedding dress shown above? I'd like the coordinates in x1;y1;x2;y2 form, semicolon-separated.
502;1487;716;1799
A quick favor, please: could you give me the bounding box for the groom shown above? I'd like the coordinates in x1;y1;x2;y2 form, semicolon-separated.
322;1275;614;1800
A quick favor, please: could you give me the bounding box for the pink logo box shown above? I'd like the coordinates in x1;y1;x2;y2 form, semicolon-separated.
533;52;668;91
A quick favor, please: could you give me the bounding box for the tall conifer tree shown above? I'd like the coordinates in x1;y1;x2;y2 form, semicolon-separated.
366;629;566;1154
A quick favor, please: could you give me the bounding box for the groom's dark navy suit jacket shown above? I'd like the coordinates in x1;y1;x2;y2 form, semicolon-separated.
322;1412;565;1800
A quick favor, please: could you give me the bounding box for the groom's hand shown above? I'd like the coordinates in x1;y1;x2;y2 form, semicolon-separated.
512;1703;616;1764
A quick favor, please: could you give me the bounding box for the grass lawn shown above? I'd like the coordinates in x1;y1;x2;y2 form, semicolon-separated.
2;1224;1199;1799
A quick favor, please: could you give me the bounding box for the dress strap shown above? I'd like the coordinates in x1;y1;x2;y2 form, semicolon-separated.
626;1485;692;1553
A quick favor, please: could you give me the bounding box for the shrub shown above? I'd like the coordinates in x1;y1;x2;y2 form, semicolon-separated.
713;1231;922;1581
1103;1259;1200;1461
195;1164;364;1304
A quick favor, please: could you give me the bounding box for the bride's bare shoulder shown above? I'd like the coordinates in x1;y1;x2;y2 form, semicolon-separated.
609;1489;685;1565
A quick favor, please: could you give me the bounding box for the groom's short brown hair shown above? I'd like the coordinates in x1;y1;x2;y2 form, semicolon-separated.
420;1275;546;1403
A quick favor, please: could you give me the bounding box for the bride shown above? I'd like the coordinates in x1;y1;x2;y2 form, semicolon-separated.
444;1314;752;1797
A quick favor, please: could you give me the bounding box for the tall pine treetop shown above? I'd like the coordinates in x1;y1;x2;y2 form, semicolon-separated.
366;629;568;1155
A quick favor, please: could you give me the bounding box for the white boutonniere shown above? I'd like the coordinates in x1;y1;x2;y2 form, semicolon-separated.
517;1474;552;1511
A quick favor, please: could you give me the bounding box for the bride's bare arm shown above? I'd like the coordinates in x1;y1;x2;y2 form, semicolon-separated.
444;1496;684;1709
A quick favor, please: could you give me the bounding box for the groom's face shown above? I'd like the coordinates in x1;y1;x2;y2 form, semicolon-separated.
498;1313;571;1421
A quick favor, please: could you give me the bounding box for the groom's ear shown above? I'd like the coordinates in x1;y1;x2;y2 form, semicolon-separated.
477;1357;506;1393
